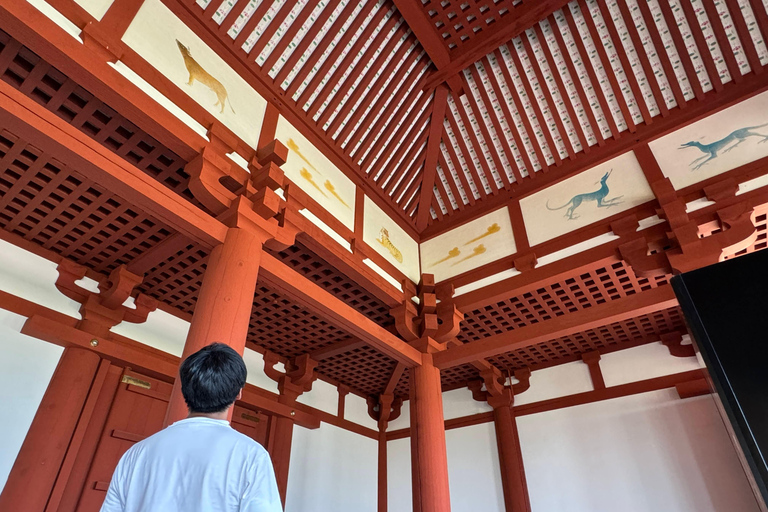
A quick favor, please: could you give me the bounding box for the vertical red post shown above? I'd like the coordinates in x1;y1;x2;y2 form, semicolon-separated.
410;351;452;512
269;414;294;505
492;402;531;512
0;347;101;512
409;385;423;512
378;428;388;512
164;226;265;425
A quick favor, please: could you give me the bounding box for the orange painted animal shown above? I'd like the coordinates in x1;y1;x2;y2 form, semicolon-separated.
176;40;234;114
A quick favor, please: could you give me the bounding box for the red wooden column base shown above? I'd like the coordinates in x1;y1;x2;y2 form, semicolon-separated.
410;345;452;512
164;225;266;426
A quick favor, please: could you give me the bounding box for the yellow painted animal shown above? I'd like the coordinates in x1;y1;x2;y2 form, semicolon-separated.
176;40;234;114
376;228;403;263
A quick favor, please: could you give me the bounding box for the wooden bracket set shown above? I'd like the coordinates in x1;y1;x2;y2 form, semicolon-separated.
55;259;157;339
614;177;757;277
263;351;319;402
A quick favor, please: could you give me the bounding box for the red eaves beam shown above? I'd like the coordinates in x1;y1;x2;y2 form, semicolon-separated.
433;285;678;369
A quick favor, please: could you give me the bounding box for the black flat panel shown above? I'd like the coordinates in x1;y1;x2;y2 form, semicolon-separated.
672;249;768;508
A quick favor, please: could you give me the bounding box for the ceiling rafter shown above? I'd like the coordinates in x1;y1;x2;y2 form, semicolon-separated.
416;84;449;230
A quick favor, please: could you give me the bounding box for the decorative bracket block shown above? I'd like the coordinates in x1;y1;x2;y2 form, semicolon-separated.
661;332;696;358
263;351;318;402
55;260;157;339
366;393;403;425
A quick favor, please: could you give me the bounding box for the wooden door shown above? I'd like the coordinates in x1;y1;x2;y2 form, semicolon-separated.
231;405;270;446
73;370;172;512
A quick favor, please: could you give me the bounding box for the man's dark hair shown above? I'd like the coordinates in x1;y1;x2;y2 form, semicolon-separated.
179;343;247;413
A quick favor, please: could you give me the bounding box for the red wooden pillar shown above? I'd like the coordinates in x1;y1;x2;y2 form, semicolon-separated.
377;394;394;512
269;384;302;506
164;225;266;425
0;347;101;512
410;349;451;512
491;397;531;512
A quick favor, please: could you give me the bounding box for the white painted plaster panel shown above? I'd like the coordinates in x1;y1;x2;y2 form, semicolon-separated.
242;348;280;394
0;239;81;318
446;422;505;512
286;423;377;512
513;360;594;406
297;377;339;416
387;399;410;430
518;389;760;512
0;309;64;492
387;437;412;512
601;340;703;387
442;387;493;420
111;307;189;357
345;392;379;430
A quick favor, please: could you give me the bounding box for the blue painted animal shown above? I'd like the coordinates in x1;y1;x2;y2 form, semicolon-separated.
680;123;768;170
546;170;622;220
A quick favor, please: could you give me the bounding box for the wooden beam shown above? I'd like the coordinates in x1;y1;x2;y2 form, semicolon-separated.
433;285;678;369
416;85;449;230
259;253;422;367
421;0;572;90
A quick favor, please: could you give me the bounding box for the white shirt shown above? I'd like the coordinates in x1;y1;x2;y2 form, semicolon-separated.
100;417;283;512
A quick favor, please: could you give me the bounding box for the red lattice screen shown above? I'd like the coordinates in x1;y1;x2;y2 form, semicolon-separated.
0;130;172;274
458;260;672;343
268;243;394;328
0;30;204;211
491;306;685;370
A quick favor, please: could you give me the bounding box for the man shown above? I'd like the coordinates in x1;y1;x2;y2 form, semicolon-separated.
101;343;283;512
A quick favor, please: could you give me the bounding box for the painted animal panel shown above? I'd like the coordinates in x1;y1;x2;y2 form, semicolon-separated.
680;123;768;171
545;170;623;220
176;40;234;114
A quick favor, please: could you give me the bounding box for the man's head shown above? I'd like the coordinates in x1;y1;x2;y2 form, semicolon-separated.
179;343;247;413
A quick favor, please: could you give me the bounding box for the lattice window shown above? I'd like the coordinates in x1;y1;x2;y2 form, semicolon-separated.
0;131;172;274
459;260;671;343
0;29;206;212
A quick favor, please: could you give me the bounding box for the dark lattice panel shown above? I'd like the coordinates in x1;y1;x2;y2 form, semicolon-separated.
423;0;521;51
249;283;355;357
0;29;207;211
491;306;685;370
268;242;394;328
137;243;209;316
0;130;172;273
459;260;672;343
317;345;399;398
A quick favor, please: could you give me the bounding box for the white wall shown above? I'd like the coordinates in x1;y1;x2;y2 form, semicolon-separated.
0;309;63;492
286;422;378;512
388;438;412;512
518;389;760;512
446;422;505;512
